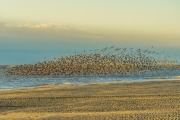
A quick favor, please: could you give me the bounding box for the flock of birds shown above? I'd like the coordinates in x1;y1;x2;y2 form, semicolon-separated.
6;46;178;77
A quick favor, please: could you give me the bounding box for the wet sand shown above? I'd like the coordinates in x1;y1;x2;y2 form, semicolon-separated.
0;80;180;119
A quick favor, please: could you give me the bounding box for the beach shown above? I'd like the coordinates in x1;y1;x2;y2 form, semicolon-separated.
0;80;180;119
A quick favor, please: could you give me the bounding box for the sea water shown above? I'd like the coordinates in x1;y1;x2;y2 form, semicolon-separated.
0;47;180;89
0;68;180;89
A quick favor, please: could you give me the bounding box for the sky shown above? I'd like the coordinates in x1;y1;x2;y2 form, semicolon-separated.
0;0;180;64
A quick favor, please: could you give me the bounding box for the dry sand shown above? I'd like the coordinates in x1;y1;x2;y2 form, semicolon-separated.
0;80;180;120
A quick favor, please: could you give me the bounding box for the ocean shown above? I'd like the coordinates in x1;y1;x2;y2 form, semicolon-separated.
0;47;180;89
0;68;180;89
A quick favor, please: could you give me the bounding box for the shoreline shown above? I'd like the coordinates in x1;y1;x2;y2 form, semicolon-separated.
0;78;180;91
0;80;180;119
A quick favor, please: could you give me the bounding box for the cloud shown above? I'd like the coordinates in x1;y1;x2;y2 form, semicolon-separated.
0;22;106;41
3;22;71;30
17;23;55;29
0;22;180;47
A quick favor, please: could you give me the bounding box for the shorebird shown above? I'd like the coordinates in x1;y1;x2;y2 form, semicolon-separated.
6;46;177;77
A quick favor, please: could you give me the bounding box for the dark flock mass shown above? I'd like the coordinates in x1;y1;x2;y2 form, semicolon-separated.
6;46;179;77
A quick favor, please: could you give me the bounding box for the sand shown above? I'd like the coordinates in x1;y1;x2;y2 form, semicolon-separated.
0;80;180;120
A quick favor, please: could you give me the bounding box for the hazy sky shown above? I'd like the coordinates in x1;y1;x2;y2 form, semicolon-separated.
1;0;180;44
0;0;180;64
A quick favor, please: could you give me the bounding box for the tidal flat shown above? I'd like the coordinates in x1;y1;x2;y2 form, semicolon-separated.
0;80;180;120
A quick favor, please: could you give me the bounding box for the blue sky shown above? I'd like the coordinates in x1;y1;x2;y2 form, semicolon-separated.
0;0;180;64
